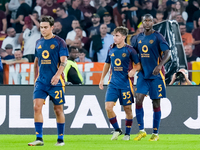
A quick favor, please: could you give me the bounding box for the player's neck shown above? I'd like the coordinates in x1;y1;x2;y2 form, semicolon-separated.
144;29;154;36
117;42;126;49
44;33;54;39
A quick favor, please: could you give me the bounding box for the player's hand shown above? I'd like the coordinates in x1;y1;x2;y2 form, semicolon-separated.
128;69;135;78
152;65;162;75
51;75;59;85
99;80;104;90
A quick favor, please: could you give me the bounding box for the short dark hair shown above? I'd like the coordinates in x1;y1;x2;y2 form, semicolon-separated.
41;16;54;26
32;10;38;15
178;22;186;26
113;26;128;36
79;48;87;54
14;49;22;52
142;14;153;21
57;5;66;12
69;46;79;53
156;10;163;14
75;26;82;30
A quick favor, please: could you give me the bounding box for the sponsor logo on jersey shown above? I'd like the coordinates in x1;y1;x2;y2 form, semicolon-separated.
122;53;126;57
149;40;154;44
50;44;55;49
139;40;142;43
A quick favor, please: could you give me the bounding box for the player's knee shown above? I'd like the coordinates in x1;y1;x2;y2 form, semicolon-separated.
34;105;42;113
105;104;113;113
124;106;132;115
54;107;63;116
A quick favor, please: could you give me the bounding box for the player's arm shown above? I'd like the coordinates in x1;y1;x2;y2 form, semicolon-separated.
34;57;38;84
51;56;67;85
99;63;110;90
128;62;141;78
153;50;171;75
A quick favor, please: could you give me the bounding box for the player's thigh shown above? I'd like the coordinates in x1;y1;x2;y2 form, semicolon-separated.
33;82;48;100
33;98;45;111
149;78;166;99
48;86;65;105
119;88;134;106
135;76;149;95
105;85;119;103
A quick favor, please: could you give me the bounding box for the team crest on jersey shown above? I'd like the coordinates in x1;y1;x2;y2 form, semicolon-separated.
111;53;115;56
138;40;142;43
50;44;55;49
38;45;42;49
122;53;126;57
149;40;154;44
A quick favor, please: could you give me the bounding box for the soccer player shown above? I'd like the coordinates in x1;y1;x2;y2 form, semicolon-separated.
99;26;141;141
28;16;68;146
130;14;171;141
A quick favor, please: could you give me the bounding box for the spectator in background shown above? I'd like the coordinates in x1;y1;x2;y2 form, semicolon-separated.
78;0;96;29
89;24;114;62
192;17;200;57
41;0;59;19
64;46;83;84
2;49;28;65
169;68;196;85
113;6;123;27
75;27;90;52
66;20;87;45
56;5;76;39
100;0;113;21
70;38;82;48
88;13;101;38
154;10;164;24
169;0;188;21
32;11;40;25
10;0;32;33
53;21;67;40
1;27;21;53
68;0;84;22
193;1;200;29
179;22;193;46
34;0;45;18
186;0;198;32
117;0;138;31
93;0;107;23
175;14;185;23
18;16;41;62
0;0;9;11
103;12;116;34
0;44;15;60
0;10;7;34
75;48;92;62
184;44;200;62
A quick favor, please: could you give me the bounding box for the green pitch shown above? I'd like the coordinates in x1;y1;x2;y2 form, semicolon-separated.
1;134;200;150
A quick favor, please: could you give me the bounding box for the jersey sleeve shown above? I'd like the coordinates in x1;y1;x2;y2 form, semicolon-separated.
59;39;69;57
156;33;170;52
105;46;112;63
130;35;138;51
129;47;139;64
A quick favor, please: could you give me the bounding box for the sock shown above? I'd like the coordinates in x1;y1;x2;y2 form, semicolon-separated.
136;104;144;130
125;118;133;135
109;116;120;131
35;122;43;140
57;123;65;142
153;107;161;134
